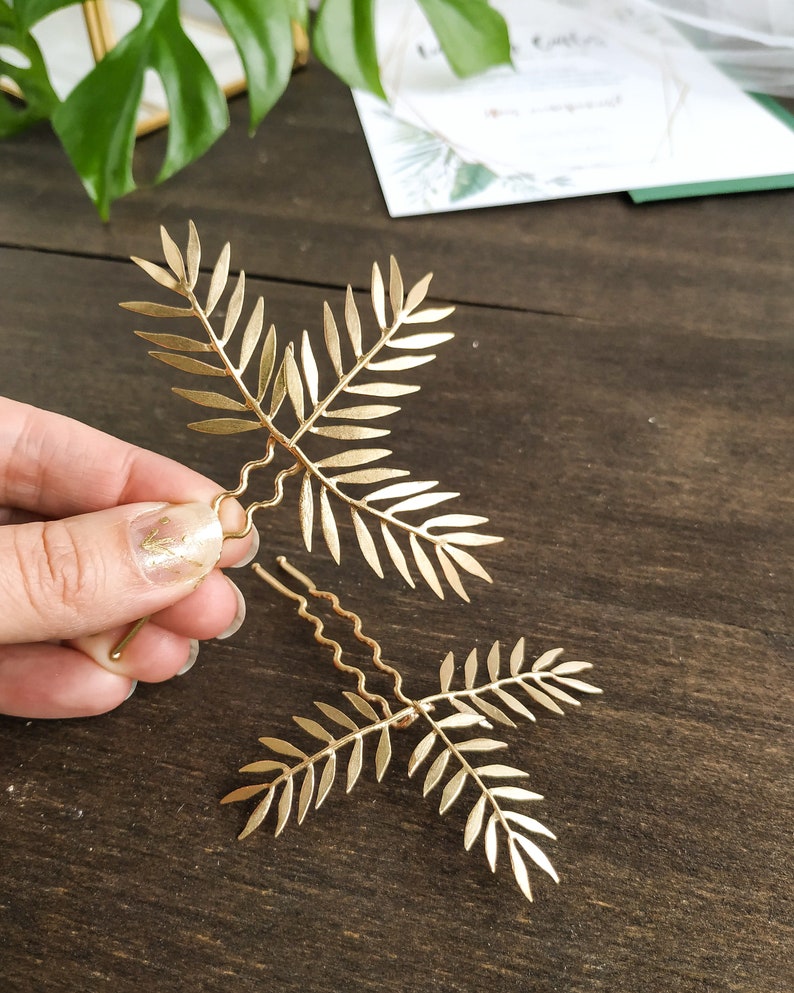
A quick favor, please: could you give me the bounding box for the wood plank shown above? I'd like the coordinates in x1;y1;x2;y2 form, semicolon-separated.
0;243;791;993
1;65;793;334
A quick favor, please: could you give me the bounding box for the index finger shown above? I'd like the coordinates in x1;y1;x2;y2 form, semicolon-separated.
0;398;253;565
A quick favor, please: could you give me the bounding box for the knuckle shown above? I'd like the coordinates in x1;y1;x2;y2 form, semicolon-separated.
22;520;104;637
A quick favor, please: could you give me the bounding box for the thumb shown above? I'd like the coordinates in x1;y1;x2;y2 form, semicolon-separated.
0;502;224;644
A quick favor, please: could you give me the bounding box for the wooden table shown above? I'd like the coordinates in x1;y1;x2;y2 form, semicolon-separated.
1;61;792;993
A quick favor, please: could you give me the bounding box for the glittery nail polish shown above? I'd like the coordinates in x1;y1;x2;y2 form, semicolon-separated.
130;503;223;586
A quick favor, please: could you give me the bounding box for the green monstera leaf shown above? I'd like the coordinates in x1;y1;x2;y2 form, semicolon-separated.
52;0;295;219
0;0;59;135
416;0;512;77
2;0;511;218
53;1;230;219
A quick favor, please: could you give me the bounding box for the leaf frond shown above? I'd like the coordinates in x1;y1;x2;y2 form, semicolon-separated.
224;695;412;839
128;223;500;595
404;646;601;900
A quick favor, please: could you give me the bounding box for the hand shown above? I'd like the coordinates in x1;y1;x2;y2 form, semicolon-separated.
0;398;256;719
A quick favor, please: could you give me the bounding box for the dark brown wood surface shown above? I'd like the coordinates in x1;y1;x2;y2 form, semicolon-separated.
1;62;792;993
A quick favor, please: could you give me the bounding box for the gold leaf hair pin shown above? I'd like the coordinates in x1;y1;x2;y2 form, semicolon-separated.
121;222;501;599
121;223;601;903
223;558;601;904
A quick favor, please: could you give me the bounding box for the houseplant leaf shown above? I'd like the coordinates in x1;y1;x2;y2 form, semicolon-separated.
416;0;511;77
5;0;514;216
205;0;295;130
11;0;75;31
52;0;229;219
312;0;385;99
0;0;59;136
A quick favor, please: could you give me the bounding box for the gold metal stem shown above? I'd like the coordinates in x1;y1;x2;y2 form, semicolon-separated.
212;437;277;517
236;463;302;536
109;615;150;661
251;563;394;719
287;313;409;447
420;708;514;836
277;557;412;707
236;702;415;809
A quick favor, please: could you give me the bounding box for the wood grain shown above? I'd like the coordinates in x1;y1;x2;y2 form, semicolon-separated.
0;60;792;993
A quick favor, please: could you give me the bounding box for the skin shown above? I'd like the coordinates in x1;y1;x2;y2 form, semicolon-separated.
0;398;255;719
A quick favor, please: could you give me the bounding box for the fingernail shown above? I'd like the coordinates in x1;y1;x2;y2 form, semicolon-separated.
177;639;200;676
124;679;138;701
218;579;246;640
229;527;259;569
131;503;223;586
